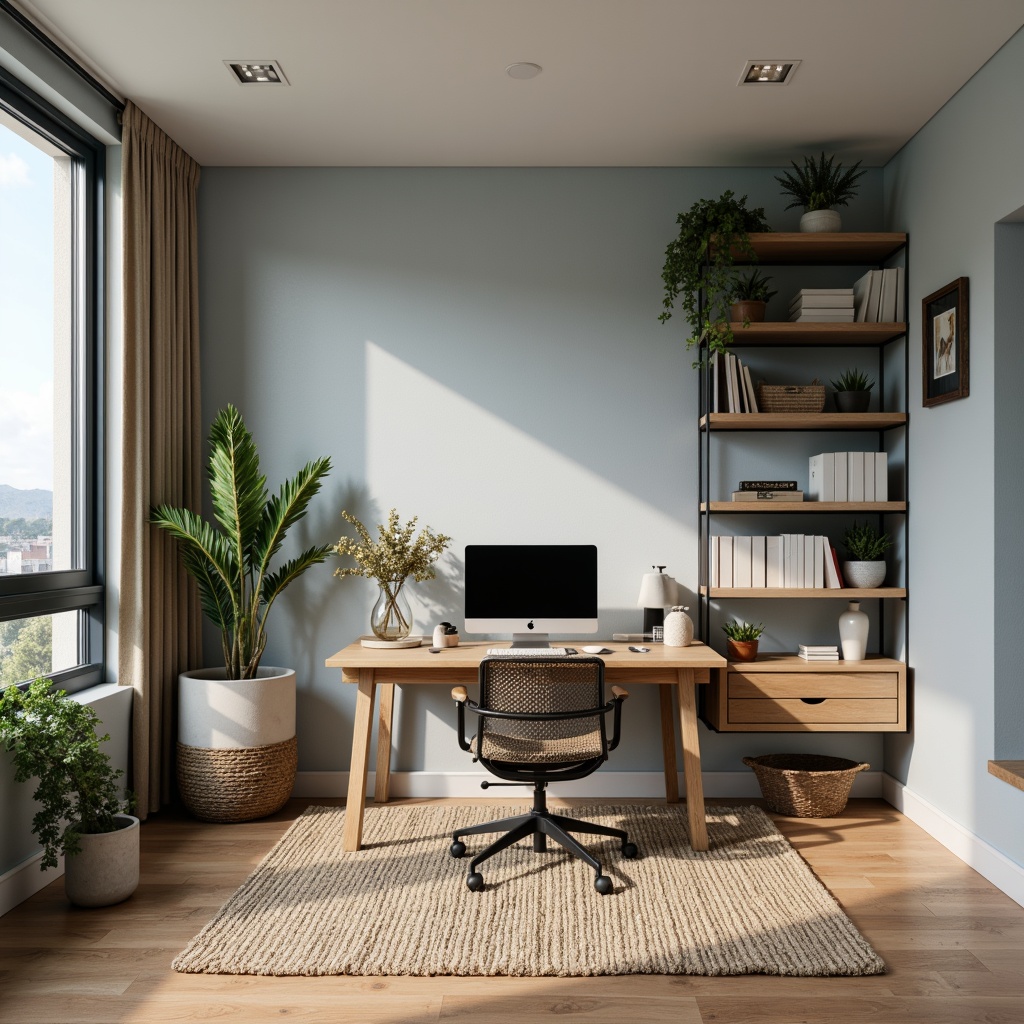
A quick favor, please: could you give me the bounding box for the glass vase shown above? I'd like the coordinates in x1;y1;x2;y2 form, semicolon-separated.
370;580;413;641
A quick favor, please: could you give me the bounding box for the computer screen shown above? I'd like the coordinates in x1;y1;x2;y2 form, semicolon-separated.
463;544;599;646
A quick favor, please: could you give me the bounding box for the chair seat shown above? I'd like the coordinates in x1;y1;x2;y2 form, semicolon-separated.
479;726;604;763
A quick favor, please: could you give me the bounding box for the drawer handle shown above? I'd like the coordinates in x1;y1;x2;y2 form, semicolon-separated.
800;697;826;705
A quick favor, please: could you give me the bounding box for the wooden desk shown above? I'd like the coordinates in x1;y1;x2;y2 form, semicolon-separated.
324;640;725;853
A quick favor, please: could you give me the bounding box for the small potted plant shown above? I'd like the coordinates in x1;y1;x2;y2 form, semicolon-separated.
659;190;772;360
0;678;138;907
728;268;777;324
722;620;765;662
333;508;452;642
830;368;875;413
775;152;867;232
841;521;892;588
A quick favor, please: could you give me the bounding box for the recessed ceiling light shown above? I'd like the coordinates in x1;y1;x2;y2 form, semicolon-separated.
506;62;542;80
739;60;800;86
224;61;289;85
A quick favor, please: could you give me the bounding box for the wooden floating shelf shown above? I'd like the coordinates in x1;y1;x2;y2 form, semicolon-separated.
719;231;908;265
701;587;907;599
702;501;907;513
725;322;906;346
701;412;908;431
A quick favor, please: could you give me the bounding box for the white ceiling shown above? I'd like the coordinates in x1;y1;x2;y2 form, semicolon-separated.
15;0;1024;167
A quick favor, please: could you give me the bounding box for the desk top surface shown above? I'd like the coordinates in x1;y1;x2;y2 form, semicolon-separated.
325;639;725;679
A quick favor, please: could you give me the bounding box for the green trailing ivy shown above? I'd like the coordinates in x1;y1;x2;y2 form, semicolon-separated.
0;679;133;870
659;191;772;361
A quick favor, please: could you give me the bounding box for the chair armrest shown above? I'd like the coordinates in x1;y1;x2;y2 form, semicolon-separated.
451;686;468;703
452;687;472;751
608;686;629;751
611;685;629;701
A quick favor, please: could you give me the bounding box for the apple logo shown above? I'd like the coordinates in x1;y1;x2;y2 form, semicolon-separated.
527;620;535;630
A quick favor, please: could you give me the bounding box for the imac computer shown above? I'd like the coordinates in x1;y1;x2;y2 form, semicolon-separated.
463;544;598;648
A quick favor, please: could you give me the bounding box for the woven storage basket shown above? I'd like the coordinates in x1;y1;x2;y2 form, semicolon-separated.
756;383;826;413
177;735;298;823
743;753;869;817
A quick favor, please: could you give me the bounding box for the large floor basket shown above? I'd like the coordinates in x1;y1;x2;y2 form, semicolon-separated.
743;753;869;817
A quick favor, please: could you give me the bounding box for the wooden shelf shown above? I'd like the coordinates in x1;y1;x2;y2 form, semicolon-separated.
720;232;908;266
703;501;906;514
988;760;1024;793
701;412;908;431
725;321;906;347
701;587;907;599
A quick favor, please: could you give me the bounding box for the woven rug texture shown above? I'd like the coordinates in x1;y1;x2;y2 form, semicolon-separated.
172;803;884;977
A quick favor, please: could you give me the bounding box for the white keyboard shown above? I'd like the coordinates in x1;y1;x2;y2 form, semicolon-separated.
486;647;570;657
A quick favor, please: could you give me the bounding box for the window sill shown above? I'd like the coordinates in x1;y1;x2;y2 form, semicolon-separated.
988;760;1024;793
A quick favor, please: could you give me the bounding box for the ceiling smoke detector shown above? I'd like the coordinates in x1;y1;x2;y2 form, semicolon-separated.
224;61;289;85
506;62;543;80
739;61;800;85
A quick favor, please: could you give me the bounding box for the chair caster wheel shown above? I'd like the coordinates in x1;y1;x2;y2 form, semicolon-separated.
594;874;613;895
466;872;484;892
622;841;639;859
450;840;466;859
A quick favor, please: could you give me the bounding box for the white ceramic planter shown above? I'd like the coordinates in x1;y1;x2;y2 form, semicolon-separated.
842;560;886;588
800;208;842;232
64;814;140;908
177;666;298;822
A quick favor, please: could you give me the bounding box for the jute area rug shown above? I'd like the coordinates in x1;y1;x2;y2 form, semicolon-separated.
173;803;884;978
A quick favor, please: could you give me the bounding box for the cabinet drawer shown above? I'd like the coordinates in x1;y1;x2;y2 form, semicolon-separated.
728;697;900;725
728;671;899;700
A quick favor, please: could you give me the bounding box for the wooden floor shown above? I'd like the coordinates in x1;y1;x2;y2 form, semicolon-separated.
1;797;1023;1023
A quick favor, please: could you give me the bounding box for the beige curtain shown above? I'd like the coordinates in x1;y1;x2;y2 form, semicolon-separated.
118;101;203;819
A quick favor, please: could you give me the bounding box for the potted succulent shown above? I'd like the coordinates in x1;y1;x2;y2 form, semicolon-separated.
722;620;765;662
660;190;772;360
775;152;867;232
841;521;892;588
830;368;875;413
150;404;332;822
332;508;451;641
728;268;777;324
0;679;138;907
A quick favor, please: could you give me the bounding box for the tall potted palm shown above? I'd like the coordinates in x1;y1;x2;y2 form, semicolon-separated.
151;405;332;822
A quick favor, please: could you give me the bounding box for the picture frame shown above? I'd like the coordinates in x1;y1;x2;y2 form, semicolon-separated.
922;277;969;407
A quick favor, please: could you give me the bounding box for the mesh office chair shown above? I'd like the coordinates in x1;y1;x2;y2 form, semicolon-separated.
450;655;638;895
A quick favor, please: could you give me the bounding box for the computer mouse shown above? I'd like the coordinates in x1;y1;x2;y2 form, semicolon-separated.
582;645;612;654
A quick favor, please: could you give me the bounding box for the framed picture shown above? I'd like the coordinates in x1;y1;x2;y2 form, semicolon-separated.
922;277;969;407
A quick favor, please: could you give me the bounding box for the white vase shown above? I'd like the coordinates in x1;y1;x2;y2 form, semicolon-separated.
663;606;693;647
838;601;869;661
800;208;842;232
64;814;140;908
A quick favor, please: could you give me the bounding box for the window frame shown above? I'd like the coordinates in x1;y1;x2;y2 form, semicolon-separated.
0;65;104;694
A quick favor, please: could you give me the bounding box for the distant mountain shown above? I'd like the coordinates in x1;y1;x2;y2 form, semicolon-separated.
0;485;53;520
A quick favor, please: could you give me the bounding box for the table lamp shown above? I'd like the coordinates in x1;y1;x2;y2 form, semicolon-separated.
637;566;674;638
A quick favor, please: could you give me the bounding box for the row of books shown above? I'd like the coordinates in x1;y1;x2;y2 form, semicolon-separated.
789;287;855;323
798;644;839;662
808;452;889;502
711;351;759;413
710;534;845;589
853;267;905;322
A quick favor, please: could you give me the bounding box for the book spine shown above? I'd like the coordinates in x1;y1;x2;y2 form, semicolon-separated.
875;452;888;501
834;452;849;502
739;480;798;490
751;535;766;588
733;536;752;588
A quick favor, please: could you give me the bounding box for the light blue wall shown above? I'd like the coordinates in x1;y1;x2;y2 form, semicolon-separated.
198;165;887;775
884;27;1024;866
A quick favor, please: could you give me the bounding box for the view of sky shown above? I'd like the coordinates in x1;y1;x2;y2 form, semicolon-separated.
0;121;54;492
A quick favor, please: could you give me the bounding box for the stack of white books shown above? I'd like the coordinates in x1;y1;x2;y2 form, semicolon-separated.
853;268;905;322
789;288;855;323
798;644;839;661
808;452;889;502
711;534;844;589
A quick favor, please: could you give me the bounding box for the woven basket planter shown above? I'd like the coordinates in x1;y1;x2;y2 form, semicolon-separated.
177;736;297;822
757;384;826;413
743;753;869;817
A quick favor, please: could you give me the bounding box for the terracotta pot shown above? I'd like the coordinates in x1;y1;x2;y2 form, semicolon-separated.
729;300;767;323
727;638;759;662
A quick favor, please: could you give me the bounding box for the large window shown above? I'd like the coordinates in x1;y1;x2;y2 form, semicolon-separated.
0;69;103;692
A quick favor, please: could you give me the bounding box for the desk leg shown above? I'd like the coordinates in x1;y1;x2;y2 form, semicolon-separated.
342;669;376;852
677;669;709;852
658;684;679;803
374;683;395;804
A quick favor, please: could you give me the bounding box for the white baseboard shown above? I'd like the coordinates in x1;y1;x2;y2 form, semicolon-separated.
0;852;62;918
293;769;882;801
882;773;1024;908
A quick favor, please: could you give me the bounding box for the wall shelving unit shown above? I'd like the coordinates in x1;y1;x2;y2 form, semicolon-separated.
698;232;910;733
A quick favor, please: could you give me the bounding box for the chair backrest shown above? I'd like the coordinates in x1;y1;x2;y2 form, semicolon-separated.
477;656;606;766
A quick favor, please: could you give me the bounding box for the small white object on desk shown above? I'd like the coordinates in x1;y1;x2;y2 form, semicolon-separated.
663;606;694;647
